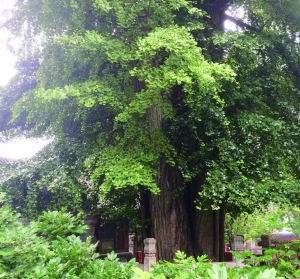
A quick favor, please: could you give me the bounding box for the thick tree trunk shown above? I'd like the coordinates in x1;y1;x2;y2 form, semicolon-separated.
145;1;229;261
151;159;225;261
146;90;225;260
151;158;194;260
219;203;225;262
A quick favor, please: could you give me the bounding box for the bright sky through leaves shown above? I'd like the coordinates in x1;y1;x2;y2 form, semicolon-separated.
0;3;247;160
0;0;16;86
0;0;48;159
0;138;52;159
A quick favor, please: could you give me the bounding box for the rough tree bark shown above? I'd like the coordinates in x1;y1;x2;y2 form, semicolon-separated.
147;0;230;262
151;165;225;261
151;158;194;260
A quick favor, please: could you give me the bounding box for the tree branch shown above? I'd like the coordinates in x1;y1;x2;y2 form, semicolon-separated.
224;14;261;33
224;14;300;88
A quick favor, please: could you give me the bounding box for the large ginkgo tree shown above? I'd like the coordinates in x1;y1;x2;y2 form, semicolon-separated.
1;0;300;261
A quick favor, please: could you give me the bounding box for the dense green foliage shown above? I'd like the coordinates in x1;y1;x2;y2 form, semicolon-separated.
137;253;285;279
225;205;300;242
234;241;300;279
1;0;300;259
0;195;290;278
1;0;299;213
0;193;137;279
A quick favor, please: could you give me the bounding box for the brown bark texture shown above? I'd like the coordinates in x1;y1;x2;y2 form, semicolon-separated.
151;162;225;261
143;0;230;262
146;100;225;261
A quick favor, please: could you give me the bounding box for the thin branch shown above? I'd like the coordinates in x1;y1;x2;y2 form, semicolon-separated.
224;14;300;87
224;14;261;33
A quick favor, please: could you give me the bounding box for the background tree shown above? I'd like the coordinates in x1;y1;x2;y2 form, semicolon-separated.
1;0;300;261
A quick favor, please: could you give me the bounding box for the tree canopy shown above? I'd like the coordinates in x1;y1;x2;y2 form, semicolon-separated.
1;0;300;260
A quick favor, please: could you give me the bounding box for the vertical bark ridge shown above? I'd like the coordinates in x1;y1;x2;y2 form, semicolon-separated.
219;203;225;262
194;209;214;259
152;158;193;261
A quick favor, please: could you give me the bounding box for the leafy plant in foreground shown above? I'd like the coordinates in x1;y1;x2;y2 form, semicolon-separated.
151;251;211;278
30;208;88;240
0;194;50;278
0;193;137;279
133;258;284;279
233;241;300;279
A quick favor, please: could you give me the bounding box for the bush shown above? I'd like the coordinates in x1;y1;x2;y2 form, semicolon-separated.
0;193;292;278
136;251;284;279
0;194;51;278
31;208;88;240
233;241;300;279
0;193;136;279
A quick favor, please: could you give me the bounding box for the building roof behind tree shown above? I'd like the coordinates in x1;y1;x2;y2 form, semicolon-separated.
0;157;14;164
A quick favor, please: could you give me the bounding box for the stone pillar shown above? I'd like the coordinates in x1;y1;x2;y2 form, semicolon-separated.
260;235;271;264
80;217;97;242
129;234;134;254
260;235;271;248
230;235;244;252
144;238;156;272
231;235;244;266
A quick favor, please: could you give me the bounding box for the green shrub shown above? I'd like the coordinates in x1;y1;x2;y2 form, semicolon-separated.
31;208;88;240
0;193;137;279
0;198;51;278
0;192;293;279
85;251;137;279
143;251;284;279
134;257;284;279
151;251;211;278
233;241;300;279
